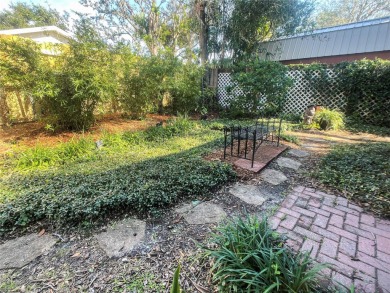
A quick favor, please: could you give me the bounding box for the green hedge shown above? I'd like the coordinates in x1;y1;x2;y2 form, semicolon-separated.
290;59;390;127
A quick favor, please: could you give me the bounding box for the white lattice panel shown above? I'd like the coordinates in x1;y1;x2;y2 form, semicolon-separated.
217;73;244;107
217;69;347;115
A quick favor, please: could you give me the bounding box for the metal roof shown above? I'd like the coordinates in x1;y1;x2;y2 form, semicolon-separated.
259;17;390;61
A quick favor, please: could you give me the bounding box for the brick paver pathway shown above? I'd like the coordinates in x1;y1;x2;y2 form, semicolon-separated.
271;186;390;293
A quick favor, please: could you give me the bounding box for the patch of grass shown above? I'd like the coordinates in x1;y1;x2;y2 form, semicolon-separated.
123;272;165;292
0;274;17;292
204;216;327;292
279;132;300;145
315;143;390;217
5;116;197;171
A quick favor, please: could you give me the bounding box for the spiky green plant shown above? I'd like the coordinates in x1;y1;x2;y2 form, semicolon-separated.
314;108;345;130
204;216;327;292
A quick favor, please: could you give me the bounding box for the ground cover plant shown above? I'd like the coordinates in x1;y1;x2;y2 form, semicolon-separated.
0;117;236;232
315;142;390;217
204;216;326;292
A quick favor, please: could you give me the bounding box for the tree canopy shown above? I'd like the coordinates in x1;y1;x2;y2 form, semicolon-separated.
80;0;315;63
222;0;315;62
315;0;390;28
0;2;69;30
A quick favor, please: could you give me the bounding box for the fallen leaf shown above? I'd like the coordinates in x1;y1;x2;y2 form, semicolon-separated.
38;229;45;236
71;252;81;258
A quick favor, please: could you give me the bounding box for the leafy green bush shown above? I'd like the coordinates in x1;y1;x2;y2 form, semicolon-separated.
0;36;43;125
315;143;390;217
337;59;390;127
119;51;203;118
38;41;117;130
0;156;235;229
227;59;292;118
204;216;326;292
169;63;204;114
314;108;345;130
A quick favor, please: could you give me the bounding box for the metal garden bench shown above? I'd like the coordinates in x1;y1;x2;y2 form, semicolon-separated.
223;116;282;168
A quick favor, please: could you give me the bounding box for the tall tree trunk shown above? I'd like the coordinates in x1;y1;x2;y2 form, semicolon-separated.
0;90;10;126
199;1;208;65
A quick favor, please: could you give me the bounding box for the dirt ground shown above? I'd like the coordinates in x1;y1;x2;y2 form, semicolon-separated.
0;114;171;154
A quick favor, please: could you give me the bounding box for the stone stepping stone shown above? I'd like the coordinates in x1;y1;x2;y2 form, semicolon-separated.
288;149;310;158
260;169;288;185
0;233;57;269
301;143;317;149
94;218;146;258
229;183;267;206
306;137;327;142
176;202;226;225
276;157;302;170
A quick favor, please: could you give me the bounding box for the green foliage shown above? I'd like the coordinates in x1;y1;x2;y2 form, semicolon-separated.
11;117;195;169
0;118;236;230
336;59;390;127
204;216;326;292
38;41;118;130
120;52;174;118
223;0;314;62
290;59;390;127
169;63;204;114
315;143;390;217
170;265;182;293
0;2;69;30
315;0;389;29
279;133;300;145
0;155;234;229
314;108;345;130
227;59;292;118
0;36;42;92
345;119;390;137
119;51;203;118
15;138;97;169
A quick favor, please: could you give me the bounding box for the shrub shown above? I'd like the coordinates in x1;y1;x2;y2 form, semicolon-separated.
279;132;300;144
169;63;204;114
313;108;344;130
38;41;117;130
315;143;390;217
227;59;292;118
119;54;172;118
204;216;326;292
0;36;43;124
336;59;390;127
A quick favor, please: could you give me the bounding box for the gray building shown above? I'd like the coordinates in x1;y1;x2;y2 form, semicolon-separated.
258;17;390;64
